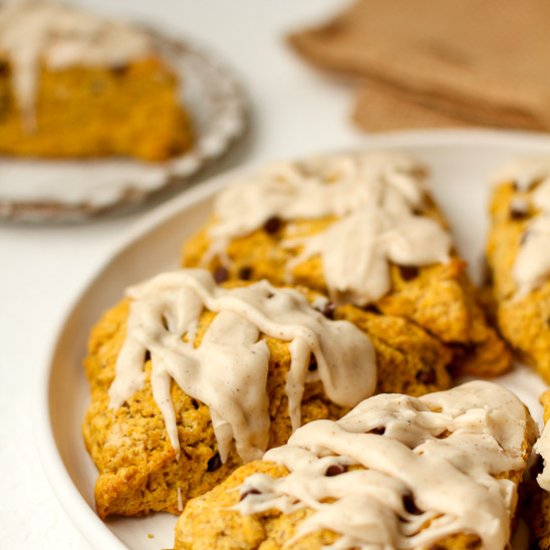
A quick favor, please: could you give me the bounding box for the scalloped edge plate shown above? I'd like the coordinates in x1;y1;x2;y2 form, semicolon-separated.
0;30;247;223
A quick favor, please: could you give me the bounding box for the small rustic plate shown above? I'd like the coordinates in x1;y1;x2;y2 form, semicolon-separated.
34;130;550;549
0;31;247;223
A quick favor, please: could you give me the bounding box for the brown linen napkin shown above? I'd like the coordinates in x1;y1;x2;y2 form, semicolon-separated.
354;80;470;131
289;0;550;132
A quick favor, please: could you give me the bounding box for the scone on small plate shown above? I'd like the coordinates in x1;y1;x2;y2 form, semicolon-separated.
175;381;537;550
183;151;510;378
0;0;193;161
486;158;550;382
83;269;452;518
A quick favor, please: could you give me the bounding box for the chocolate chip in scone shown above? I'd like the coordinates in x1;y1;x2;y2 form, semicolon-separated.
415;365;436;385
213;266;229;284
207;452;222;472
308;355;318;371
509;198;530;220
368;427;385;435
398;265;419;282
0;60;10;77
314;300;336;320
240;488;261;501
238;266;253;280
480;256;493;286
403;493;422;515
110;62;129;77
325;464;347;476
263;216;282;234
144;350;151;362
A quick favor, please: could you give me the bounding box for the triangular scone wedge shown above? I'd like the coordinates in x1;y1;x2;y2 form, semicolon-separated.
0;2;193;161
175;381;537;550
182;152;510;378
485;158;550;382
83;269;451;519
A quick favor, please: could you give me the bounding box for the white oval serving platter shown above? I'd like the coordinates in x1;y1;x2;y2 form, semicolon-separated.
34;130;550;549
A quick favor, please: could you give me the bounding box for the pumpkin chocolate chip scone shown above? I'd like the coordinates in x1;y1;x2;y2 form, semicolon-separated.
182;151;510;377
0;0;193;161
175;380;537;550
83;268;451;519
486;158;550;382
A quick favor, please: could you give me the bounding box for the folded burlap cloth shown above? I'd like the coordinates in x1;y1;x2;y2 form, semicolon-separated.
289;0;550;132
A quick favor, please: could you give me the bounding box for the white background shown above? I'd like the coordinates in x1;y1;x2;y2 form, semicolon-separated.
0;1;367;548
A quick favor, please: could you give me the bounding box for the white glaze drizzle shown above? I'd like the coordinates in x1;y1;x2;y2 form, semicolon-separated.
0;0;154;127
108;269;376;463
493;158;550;297
206;152;451;306
236;381;530;550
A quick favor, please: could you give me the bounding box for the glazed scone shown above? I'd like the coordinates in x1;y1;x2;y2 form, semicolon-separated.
486;158;550;381
83;269;451;518
175;381;537;550
0;0;193;161
183;152;510;377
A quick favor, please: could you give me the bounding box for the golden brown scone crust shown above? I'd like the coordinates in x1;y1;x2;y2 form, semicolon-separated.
83;289;451;519
486;181;550;382
182;203;510;377
174;412;536;550
0;57;193;161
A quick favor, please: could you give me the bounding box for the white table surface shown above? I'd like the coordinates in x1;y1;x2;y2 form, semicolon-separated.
0;1;369;547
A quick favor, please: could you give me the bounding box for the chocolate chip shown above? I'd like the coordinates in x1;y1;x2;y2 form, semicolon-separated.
314;300;336;319
238;266;253;280
110;63;129;76
398;265;419;282
144;351;151;362
191;399;200;410
509;199;529;220
308;356;318;371
240;488;261;501
403;493;422;515
0;60;10;77
263;216;282;234
325;464;347;476
480;256;493;286
415;365;436;385
207;452;222;472
368;427;386;435
213;266;229;284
